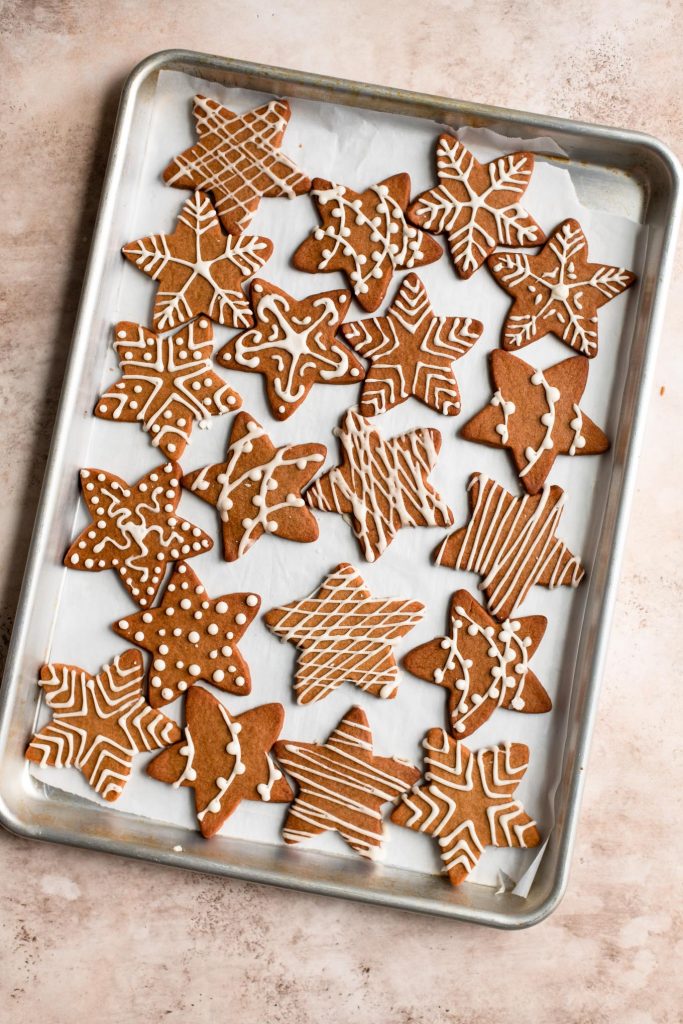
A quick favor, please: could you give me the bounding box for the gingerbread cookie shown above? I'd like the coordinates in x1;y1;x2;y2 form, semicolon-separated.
306;408;454;562
434;473;584;620
216;279;364;420
487;218;636;357
26;650;181;801
391;730;541;886
407;135;544;278
122;191;273;331
461;350;610;494
65;461;213;608
95;320;241;460
182;411;325;561
341;273;482;417
274;706;419;860
163;95;311;235
147;686;292;838
265;562;424;704
292;174;442;312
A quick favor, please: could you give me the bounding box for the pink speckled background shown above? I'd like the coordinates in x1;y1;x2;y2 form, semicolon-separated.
1;3;681;1021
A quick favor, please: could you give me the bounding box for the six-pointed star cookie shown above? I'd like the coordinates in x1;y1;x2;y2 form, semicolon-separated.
182;411;326;561
95;319;241;460
407;135;545;278
26;650;181;802
163;95;311;235
122;191;273;331
147;686;293;838
403;589;550;739
65;461;213;607
306;408;454;562
434;472;584;620
216;279;364;420
341;272;483;417
461;350;610;494
265;562;424;704
292;174;443;312
487;218;636;357
274;706;419;859
391;730;541;886
113;561;261;707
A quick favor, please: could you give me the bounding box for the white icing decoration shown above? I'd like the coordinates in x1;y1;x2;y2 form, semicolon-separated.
196;706;245;822
256;753;282;801
568;403;586;455
519;370;561;479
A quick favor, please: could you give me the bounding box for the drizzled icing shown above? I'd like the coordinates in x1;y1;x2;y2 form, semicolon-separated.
197;706;245;822
173;726;197;787
519;370;561;479
490;389;515;443
257;753;283;801
569;403;586;455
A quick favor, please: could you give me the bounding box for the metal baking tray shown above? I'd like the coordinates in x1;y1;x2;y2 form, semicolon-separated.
0;49;679;929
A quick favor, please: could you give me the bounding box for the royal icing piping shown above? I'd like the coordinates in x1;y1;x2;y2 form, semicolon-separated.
173;726;197;787
519;370;561;479
257;753;283;801
568;403;586;456
490;389;515;443
196;705;245;822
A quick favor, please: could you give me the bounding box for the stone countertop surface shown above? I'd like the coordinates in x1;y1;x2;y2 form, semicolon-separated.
1;3;681;1021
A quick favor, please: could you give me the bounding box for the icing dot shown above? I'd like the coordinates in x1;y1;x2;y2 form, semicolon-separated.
135;631;145;642
188;664;201;677
235;613;247;625
221;646;232;657
118;620;129;629
207;623;218;635
180;599;192;610
246;595;258;607
70;554;80;564
178;681;188;692
188;631;200;644
166;608;174;617
161;688;173;700
159;644;169;655
154;659;166;670
151;677;161;687
212;670;225;682
235;676;245;687
216;602;228;614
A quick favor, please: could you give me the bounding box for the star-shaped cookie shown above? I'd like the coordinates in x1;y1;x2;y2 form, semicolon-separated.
341;272;483;417
95;319;241;460
434;472;584;620
265;562;424;704
182;411;326;561
391;730;541;886
292;174;443;312
407;135;545;278
122;191;274;331
306;408;454;562
163;95;311;235
487;218;636;357
65;461;213;607
461;350;610;494
147;686;293;838
274;706;419;859
216;279;364;420
26;650;181;801
403;589;550;739
113;561;261;707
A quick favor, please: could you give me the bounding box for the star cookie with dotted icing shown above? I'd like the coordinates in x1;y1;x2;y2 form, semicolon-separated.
113;561;261;708
487;218;636;357
341;272;483;417
274;706;419;859
65;461;213;608
306;408;454;562
163;95;311;235
147;686;293;839
391;730;541;886
407;135;545;278
122;191;273;331
403;589;549;740
216;279;364;420
95;319;241;461
461;350;610;494
292;174;443;313
182;411;326;561
265;562;424;705
26;650;181;802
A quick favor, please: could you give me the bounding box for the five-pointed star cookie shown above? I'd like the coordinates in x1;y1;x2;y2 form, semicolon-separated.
65;461;213;607
306;408;454;562
216;279;364;420
163;95;311;235
147;686;293;838
341;272;483;417
26;650;181;801
391;730;541;886
403;589;550;739
182;411;326;561
113;561;261;707
461;350;610;494
407;135;545;278
292;174;443;312
265;562;424;704
487;218;636;357
95;319;241;460
274;706;419;859
122;191;273;331
434;472;584;620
